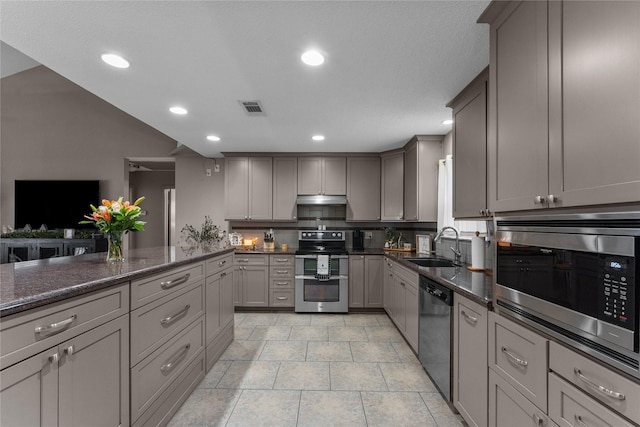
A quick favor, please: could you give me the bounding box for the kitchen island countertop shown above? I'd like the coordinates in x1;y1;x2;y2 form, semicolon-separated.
0;245;234;317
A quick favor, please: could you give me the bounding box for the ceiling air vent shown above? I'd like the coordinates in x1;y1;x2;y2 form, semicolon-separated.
239;100;266;116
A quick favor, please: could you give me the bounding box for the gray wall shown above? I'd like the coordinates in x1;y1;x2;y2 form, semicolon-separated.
175;155;228;245
0;65;177;228
129;171;175;248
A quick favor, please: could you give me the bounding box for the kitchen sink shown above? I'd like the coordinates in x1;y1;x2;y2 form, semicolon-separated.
404;258;460;268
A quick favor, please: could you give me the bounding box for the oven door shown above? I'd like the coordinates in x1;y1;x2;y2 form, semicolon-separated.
294;255;348;313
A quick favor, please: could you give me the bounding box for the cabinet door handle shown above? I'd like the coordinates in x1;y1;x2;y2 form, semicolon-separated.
220;272;227;278
461;310;477;324
532;414;545;426
160;343;191;373
501;346;528;367
547;194;558;204
160;304;191;325
276;270;289;274
218;260;227;267
574;368;626;401
276;282;289;286
35;314;76;336
160;273;190;290
573;415;588;427
48;352;60;364
275;258;289;263
277;296;288;300
64;345;75;356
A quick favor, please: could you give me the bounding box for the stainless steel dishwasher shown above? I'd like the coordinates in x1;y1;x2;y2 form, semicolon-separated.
418;276;454;402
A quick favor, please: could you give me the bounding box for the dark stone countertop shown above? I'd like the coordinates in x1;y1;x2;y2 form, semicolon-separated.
380;251;493;308
0;246;234;318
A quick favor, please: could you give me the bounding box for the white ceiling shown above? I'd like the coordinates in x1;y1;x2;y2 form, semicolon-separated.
0;1;490;157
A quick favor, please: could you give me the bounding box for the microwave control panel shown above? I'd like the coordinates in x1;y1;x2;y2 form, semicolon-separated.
600;256;635;330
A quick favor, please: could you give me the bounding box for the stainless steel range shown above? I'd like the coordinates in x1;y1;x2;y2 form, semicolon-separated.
295;230;349;313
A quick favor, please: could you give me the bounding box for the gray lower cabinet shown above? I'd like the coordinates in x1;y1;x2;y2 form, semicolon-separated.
488;369;554;427
383;257;418;352
346;157;381;221
205;257;234;370
269;254;294;307
349;255;383;308
234;254;269;307
0;294;130;427
453;293;488;427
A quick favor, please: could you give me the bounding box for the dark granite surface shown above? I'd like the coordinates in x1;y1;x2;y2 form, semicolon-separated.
0;246;234;317
381;251;493;307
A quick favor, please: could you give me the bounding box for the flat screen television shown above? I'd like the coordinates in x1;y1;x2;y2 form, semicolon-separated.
15;180;100;230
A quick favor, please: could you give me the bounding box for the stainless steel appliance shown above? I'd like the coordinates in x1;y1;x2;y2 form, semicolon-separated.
419;276;454;401
295;230;349;313
495;213;640;379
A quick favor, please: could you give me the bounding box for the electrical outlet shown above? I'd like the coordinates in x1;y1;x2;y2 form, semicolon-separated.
214;164;220;173
365;231;373;239
206;168;212;176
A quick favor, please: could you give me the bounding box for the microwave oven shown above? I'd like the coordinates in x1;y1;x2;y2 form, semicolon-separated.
494;213;640;379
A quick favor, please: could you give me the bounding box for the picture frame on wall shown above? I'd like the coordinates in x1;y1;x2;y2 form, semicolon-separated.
416;234;432;254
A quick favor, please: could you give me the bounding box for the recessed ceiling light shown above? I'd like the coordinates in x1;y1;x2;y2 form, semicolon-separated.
301;50;325;66
169;106;188;115
442;119;453;125
206;135;221;142
312;135;325;141
101;53;129;69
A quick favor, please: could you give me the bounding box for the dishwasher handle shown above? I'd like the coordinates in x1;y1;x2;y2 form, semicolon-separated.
421;277;453;306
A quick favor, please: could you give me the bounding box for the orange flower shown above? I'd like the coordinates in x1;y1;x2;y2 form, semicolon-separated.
102;199;112;207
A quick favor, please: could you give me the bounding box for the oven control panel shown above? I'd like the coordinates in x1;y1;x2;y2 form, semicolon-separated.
600;256;635;330
299;231;344;241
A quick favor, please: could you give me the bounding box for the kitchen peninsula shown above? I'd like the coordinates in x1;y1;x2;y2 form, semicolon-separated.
0;246;235;427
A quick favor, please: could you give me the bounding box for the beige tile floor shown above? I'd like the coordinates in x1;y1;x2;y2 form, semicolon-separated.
168;312;466;427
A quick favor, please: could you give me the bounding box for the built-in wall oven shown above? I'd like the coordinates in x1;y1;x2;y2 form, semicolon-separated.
495;213;639;379
295;231;349;313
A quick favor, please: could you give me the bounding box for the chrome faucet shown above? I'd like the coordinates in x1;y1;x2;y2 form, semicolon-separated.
434;226;461;265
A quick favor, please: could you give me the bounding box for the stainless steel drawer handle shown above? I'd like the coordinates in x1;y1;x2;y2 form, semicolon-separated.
35;314;76;336
574;414;588;427
501;347;528;367
276;270;289;274
160;343;191;373
574;368;626;401
160;273;190;290
277;296;288;300
461;310;478;324
160;304;191;325
237;259;249;263
64;345;75;356
218;260;227;266
276;282;289;286
276;258;289;263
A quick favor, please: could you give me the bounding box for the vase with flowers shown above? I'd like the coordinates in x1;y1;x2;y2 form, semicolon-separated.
80;196;145;262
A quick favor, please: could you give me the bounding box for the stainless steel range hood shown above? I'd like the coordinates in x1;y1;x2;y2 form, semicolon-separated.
296;195;347;206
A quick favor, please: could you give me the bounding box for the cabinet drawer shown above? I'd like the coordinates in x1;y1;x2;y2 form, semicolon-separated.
489;312;548;412
393;264;418;291
132;350;205;427
206;252;234;277
234;254;269;266
130;282;204;366
131;317;205;422
270;290;294;307
131;263;205;309
489;368;551;427
549;373;635;427
1;283;129;370
269;266;294;278
270;255;294;267
549;341;640;424
270;278;295;289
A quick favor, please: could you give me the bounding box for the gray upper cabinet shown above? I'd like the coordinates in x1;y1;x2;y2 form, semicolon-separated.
448;68;490;219
298;157;346;195
272;157;298;221
225;157;273;221
481;0;640;213
380;151;404;221
404;135;442;222
346;156;381;221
